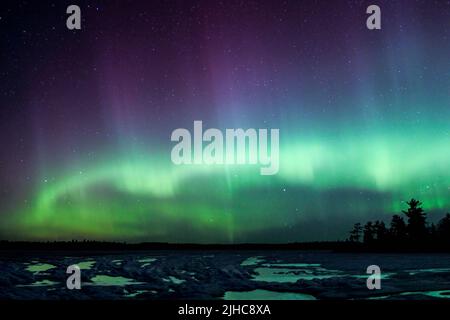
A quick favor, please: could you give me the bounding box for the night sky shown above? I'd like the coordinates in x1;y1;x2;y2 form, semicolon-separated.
0;0;449;243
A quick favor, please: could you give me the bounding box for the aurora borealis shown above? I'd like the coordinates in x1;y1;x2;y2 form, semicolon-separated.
0;0;449;243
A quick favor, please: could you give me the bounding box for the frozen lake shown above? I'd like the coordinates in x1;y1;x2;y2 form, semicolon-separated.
1;251;450;300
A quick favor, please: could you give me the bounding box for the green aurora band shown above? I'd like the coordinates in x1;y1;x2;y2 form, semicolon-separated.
3;127;449;242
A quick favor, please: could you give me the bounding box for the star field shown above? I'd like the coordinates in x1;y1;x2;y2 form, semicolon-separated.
0;0;449;242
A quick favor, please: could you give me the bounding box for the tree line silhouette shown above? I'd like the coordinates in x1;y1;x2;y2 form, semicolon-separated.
348;198;450;250
0;198;449;252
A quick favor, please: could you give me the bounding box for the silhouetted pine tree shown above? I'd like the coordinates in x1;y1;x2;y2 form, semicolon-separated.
429;223;438;243
363;222;375;244
402;198;428;242
374;221;388;243
349;223;362;242
437;213;450;243
389;214;407;242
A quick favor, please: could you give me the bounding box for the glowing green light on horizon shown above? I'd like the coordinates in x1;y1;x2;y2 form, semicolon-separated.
3;128;449;242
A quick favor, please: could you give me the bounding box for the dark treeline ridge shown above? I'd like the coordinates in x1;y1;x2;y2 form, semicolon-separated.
1;239;449;252
1;198;449;253
348;198;450;252
0;240;350;252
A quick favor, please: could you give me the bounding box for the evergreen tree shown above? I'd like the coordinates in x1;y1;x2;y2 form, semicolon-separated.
390;215;407;241
349;223;362;242
363;222;375;244
437;213;450;243
374;221;388;242
429;223;438;242
402;199;428;241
